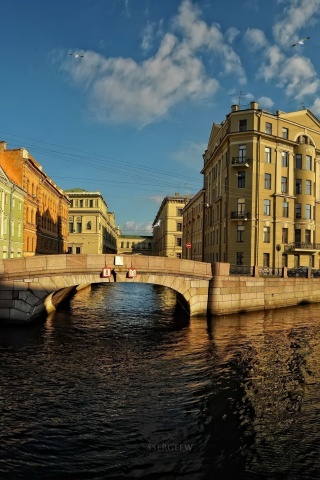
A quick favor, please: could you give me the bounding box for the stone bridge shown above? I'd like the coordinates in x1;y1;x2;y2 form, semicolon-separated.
0;254;213;323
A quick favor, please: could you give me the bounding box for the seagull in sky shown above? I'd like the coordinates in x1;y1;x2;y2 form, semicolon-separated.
69;53;84;58
292;37;310;47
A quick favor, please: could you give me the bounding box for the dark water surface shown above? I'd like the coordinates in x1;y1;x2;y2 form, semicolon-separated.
1;283;320;479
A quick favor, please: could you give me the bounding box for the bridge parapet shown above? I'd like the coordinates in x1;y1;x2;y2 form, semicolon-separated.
0;254;213;323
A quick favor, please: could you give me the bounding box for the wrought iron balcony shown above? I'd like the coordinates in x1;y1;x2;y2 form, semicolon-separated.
285;242;320;252
231;157;250;167
230;211;250;220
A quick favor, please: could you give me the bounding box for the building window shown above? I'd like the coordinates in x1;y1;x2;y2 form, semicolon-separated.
282;228;288;243
306;155;312;170
264;173;271;189
176;237;182;246
76;247;81;254
237;171;245;188
265;122;272;134
80;199;83;207
177;208;183;216
305;229;311;243
294;254;299;267
69;222;74;233
263;226;270;243
295;203;301;218
263;253;270;267
89;199;93;207
265;147;271;163
295;154;302;169
282;201;289;217
76;222;82;233
238;144;246;160
236;252;244;265
281;176;288;193
295;229;301;243
282;127;289;139
306;204;311;219
67;247;72;254
177;223;182;231
295;179;302;194
239;119;247;132
282;151;289;167
237;226;244;242
176;253;182;259
306;180;312;195
86;221;92;230
264;199;271;215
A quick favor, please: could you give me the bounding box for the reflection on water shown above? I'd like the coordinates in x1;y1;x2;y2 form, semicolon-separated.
1;283;320;479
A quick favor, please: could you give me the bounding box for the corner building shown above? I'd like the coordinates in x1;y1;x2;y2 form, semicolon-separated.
66;189;118;254
202;102;320;269
152;193;193;258
0;141;69;256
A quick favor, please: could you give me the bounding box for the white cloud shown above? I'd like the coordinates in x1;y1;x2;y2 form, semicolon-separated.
257;96;274;109
147;195;164;204
273;0;320;47
310;97;320;116
174;0;246;83
244;28;268;51
225;27;240;44
171;141;206;171
61;0;246;127
122;220;153;233
141;21;155;52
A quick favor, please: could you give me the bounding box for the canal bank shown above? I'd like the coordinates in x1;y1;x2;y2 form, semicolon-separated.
208;262;320;315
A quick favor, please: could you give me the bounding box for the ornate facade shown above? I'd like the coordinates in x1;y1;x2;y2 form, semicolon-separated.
201;102;320;269
66;189;119;254
0;141;69;256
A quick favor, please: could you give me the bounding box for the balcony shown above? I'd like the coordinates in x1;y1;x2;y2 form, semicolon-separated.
231;157;250;167
285;242;320;252
230;211;250;220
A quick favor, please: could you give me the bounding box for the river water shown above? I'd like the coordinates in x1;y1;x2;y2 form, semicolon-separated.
1;282;320;479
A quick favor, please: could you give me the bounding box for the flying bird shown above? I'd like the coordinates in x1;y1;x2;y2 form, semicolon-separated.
69;53;84;58
292;37;310;47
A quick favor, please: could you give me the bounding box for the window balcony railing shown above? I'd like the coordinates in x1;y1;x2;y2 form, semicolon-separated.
230;211;250;220
285;242;320;251
231;157;250;167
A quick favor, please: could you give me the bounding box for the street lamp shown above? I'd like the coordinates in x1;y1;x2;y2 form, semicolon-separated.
276;244;281;270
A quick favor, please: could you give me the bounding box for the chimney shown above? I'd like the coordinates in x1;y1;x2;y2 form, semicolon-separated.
0;141;7;151
231;105;239;112
250;101;258;109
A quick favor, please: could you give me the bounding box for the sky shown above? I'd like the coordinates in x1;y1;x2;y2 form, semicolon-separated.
1;0;320;234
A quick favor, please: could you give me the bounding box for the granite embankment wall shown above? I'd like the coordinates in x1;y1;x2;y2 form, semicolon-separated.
208;263;320;315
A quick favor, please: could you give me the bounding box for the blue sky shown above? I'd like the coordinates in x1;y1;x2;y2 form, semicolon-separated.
1;0;320;234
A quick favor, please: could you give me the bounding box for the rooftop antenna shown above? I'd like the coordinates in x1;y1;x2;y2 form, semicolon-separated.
229;90;248;108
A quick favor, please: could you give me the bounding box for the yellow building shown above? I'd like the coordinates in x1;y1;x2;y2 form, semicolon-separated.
0;141;69;256
181;189;206;261
66;189;119;254
0;166;26;258
202;101;320;269
117;235;153;255
152;193;193;258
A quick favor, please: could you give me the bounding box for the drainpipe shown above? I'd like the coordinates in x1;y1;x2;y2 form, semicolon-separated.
255;112;262;266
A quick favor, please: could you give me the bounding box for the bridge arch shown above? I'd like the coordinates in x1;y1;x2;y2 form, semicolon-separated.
0;254;212;323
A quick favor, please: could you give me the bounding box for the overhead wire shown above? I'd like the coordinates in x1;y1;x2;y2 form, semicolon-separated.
0;130;202;190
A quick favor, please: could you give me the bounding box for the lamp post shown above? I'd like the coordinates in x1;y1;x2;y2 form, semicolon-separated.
276;244;281;271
